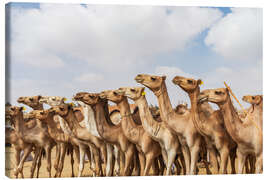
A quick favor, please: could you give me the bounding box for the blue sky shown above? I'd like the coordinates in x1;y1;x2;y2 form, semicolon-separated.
6;3;262;110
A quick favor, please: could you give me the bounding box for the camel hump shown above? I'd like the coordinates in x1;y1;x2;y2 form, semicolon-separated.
109;109;121;125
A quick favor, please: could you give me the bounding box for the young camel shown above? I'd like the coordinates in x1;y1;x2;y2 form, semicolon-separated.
8;106;56;178
172;76;237;174
135;74;202;174
72;94;116;177
119;87;181;175
96;89;162;176
75;92;139;176
5;125;34;178
50;103;106;177
198;88;263;173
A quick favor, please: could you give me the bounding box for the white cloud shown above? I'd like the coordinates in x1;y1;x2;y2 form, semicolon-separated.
9;5;223;69
205;8;262;62
74;73;104;83
155;66;197;79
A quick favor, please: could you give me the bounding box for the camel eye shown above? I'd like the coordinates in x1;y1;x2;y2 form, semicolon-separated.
151;77;156;81
215;91;222;95
29;98;33;101
11;107;15;111
89;95;94;98
187;80;193;84
113;92;118;96
252;96;255;100
60;107;65;111
130;89;135;92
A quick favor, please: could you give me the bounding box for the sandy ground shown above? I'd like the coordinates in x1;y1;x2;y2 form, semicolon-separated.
5;146;236;178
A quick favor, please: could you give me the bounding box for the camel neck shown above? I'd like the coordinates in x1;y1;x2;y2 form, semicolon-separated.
91;101;119;143
118;97;139;143
64;109;80;131
14;112;25;137
188;87;207;136
219;97;244;143
135;95;161;139
155;81;174;122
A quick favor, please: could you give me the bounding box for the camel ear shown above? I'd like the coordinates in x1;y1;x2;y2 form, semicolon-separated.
162;76;166;80
37;95;42;100
197;79;202;86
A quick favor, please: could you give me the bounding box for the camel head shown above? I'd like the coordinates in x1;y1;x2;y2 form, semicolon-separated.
33;110;50;121
39;96;66;107
198;88;229;105
175;103;188;114
172;76;202;92
242;95;263;106
7;106;24;118
17;95;42;108
118;87;145;101
51;103;72;117
76;93;100;106
135;74;166;92
100;89;125;104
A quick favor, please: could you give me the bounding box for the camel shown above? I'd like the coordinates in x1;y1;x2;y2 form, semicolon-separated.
135;74;202;174
198;88;263;173
175;103;189;115
119;87;181;175
73;94;117;177
94;89;163;176
74;92;139;176
172;76;237;174
242;95;263;130
8;106;56;178
50;103;108;177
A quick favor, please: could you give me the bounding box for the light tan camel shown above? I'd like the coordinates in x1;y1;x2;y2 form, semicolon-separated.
8;106;56;177
242;95;263;130
50;103;106;177
119;87;181;175
75;92;139;176
17;95;59;177
5;125;34;178
175;103;189;115
39;96;98;176
97;89;162;176
73;94;116;177
135;74;202;174
172;76;237;174
30;109;76;177
198;88;263;173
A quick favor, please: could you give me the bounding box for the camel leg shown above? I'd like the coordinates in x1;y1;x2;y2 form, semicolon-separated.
53;144;60;177
123;146;135;176
36;148;43;178
45;145;52;178
236;150;246;174
165;149;177;175
29;147;41;178
143;153;155;176
132;151;140;176
78;146;86;177
113;146;120;176
209;147;219;174
56;143;67;177
106;144;113;176
158;155;165;175
138;152;146;176
178;152;186;175
229;148;236;174
87;146;96;175
189;144;200;175
219;148;229;174
250;155;256;173
91;146;103;176
152;157;159;175
174;157;181;175
119;150;125;176
13;149;20;178
16;146;33;178
181;145;191;175
69;146;75;177
255;154;263;174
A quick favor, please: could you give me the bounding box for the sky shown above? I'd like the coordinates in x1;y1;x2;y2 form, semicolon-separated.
5;3;262;110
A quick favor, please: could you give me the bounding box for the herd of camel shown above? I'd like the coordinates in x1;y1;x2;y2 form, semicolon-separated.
5;74;263;178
